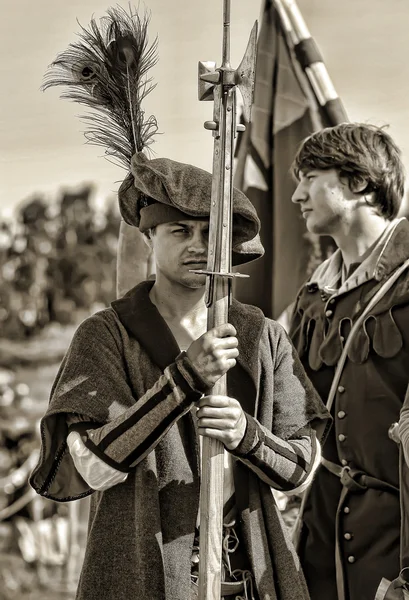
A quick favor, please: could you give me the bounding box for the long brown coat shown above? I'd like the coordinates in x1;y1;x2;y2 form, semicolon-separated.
30;280;329;600
289;218;409;600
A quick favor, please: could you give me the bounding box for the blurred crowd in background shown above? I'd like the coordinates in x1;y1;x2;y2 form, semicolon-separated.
0;185;120;340
0;187;120;599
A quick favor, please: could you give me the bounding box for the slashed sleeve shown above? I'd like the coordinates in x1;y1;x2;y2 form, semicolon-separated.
230;320;331;492
30;311;208;501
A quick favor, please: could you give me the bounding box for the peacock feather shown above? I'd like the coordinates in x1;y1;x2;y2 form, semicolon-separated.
42;5;159;168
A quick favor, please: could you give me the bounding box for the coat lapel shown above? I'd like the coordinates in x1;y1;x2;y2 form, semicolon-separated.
229;299;264;417
111;280;180;370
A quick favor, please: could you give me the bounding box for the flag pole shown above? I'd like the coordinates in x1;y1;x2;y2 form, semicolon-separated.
275;0;348;124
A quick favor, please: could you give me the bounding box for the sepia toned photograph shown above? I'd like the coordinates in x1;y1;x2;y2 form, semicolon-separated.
1;1;409;599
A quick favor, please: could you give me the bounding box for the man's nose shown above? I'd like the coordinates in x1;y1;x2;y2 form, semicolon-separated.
188;231;207;253
291;181;308;204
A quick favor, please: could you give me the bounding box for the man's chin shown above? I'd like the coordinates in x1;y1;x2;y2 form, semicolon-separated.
181;274;207;289
305;220;327;236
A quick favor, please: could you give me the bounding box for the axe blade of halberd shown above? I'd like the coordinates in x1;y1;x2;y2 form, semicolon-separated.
235;21;258;123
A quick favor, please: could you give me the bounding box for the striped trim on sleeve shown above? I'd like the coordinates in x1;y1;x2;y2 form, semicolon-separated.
231;415;318;492
79;355;205;472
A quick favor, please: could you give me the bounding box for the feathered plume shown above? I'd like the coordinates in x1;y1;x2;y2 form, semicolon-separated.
42;5;159;168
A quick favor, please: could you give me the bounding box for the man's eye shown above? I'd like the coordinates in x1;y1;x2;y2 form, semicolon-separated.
172;228;188;234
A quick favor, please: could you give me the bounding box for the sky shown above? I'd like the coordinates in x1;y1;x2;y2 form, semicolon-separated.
2;0;409;218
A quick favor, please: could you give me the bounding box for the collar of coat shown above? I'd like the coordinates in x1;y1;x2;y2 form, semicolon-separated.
308;217;409;296
111;280;265;407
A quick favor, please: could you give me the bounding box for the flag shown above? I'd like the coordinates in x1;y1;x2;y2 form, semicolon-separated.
234;0;345;319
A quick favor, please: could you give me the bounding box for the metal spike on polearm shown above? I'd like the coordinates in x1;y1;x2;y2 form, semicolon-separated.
275;0;348;125
194;2;257;598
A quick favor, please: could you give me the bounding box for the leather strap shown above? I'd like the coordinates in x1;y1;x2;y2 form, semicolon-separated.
190;579;250;598
321;457;399;600
321;457;399;496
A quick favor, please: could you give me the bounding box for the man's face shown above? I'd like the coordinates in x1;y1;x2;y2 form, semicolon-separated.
148;219;209;288
291;168;356;236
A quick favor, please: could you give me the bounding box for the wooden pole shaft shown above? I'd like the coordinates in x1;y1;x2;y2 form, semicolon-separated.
198;286;229;600
198;84;235;600
197;2;256;594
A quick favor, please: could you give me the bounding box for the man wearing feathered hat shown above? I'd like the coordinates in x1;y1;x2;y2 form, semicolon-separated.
30;8;330;600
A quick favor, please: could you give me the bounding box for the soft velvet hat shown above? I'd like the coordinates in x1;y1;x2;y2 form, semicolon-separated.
118;152;264;265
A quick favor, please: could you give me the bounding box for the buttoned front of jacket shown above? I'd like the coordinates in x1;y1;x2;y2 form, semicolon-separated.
289;218;409;600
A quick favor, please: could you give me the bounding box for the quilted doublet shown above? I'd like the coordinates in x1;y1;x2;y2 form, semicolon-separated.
291;273;409;371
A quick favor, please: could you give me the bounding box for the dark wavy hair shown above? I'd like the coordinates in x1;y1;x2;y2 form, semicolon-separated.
292;123;405;219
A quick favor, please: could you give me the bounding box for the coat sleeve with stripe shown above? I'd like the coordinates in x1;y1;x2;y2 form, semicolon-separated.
66;318;326;494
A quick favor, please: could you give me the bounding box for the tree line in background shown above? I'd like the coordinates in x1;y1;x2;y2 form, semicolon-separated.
0;185;121;340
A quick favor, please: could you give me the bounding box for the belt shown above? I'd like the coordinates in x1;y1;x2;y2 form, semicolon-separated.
321;457;399;495
321;457;399;600
190;580;248;598
221;580;246;596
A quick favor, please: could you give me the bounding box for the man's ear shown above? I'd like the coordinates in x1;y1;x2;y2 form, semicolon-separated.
350;176;370;195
